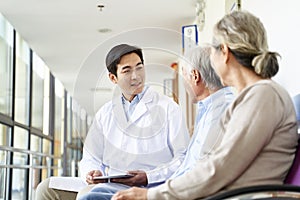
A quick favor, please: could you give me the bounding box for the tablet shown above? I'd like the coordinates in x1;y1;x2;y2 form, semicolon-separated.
92;174;134;180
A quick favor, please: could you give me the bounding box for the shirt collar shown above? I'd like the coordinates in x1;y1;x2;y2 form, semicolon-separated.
197;87;232;109
121;85;149;104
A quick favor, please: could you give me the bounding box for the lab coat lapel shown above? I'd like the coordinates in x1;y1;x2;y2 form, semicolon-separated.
112;95;128;130
127;88;153;126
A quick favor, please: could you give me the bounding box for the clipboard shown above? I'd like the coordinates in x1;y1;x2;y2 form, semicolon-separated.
92;174;134;180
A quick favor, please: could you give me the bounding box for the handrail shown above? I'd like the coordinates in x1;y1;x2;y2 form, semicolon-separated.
0;164;60;170
0;145;61;159
0;145;63;170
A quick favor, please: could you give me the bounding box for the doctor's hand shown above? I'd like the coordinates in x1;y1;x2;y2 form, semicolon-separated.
111;170;148;186
112;187;148;200
85;170;106;184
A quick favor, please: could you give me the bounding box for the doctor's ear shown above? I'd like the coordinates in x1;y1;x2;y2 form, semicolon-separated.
109;73;118;84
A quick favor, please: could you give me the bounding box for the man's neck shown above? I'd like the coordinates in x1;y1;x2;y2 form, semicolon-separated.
123;94;137;103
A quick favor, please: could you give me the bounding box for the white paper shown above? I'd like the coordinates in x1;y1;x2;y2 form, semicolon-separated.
49;176;88;192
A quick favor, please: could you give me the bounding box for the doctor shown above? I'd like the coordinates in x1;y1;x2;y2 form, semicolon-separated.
80;43;189;187
78;43;190;199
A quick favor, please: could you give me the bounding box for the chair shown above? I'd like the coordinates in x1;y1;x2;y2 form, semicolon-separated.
292;94;300;122
204;94;300;200
292;94;300;134
284;137;300;185
204;184;300;199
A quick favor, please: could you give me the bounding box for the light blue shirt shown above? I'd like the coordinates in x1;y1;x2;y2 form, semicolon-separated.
171;87;234;178
122;86;148;121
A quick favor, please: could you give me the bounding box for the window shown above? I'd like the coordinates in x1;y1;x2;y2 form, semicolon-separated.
29;134;42;199
53;79;64;176
31;53;49;133
15;33;30;125
41;138;52;180
0;123;11;200
0;13;13;116
12;126;29;200
0;13;89;199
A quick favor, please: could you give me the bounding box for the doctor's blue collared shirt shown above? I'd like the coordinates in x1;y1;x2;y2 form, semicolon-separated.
171;87;234;178
122;86;148;121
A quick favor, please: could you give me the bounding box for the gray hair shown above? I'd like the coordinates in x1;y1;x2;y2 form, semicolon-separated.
183;45;223;90
212;10;280;78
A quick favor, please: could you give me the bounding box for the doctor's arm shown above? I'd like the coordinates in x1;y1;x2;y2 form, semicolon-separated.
145;104;190;184
79;111;106;183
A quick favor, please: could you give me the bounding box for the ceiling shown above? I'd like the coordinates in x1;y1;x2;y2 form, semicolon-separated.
0;0;197;116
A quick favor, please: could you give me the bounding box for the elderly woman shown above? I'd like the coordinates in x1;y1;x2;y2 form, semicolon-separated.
111;10;298;200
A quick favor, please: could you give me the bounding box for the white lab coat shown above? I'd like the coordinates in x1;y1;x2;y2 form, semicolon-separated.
79;87;189;185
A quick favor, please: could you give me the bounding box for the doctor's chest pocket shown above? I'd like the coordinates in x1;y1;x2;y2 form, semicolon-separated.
125;107;168;139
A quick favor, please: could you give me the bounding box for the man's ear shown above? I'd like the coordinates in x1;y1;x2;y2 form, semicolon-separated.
109;73;118;84
191;69;201;85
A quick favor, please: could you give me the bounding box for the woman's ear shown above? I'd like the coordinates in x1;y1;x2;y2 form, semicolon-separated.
220;44;230;63
109;73;118;84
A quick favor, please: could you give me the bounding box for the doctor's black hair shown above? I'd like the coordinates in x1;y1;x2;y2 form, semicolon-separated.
105;44;144;77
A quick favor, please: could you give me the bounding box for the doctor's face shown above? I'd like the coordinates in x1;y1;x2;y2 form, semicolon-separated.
109;52;145;101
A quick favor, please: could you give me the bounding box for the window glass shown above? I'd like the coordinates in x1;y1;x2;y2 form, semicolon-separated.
0;13;13;116
13;126;28;149
29;134;42;200
72;100;80;141
30;134;41;152
65;94;72;175
12;126;28;200
53;79;64;176
43;68;50;135
0;123;10;146
67;94;72;144
15;33;30;125
80;108;87;139
11;168;27;200
13;126;28;165
0;167;6;199
32;53;46;130
41;139;51;180
0;124;11;199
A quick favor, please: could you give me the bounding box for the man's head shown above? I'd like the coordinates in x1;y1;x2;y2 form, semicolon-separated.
180;45;223;103
106;44;145;101
106;44;144;76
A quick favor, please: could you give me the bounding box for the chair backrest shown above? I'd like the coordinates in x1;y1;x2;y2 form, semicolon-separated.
293;94;300;133
285;136;300;185
284;94;300;185
293;94;300;121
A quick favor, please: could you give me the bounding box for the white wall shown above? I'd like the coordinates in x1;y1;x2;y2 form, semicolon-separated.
178;0;300;131
200;0;300;97
242;0;300;97
199;0;225;46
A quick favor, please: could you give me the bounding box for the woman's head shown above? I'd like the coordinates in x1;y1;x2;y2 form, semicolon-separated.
211;11;280;79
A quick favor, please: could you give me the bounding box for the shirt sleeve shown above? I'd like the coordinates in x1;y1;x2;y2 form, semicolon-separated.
146;102;190;185
147;84;296;199
79;110;105;181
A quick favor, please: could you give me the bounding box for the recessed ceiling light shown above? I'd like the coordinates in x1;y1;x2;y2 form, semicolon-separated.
97;4;105;11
